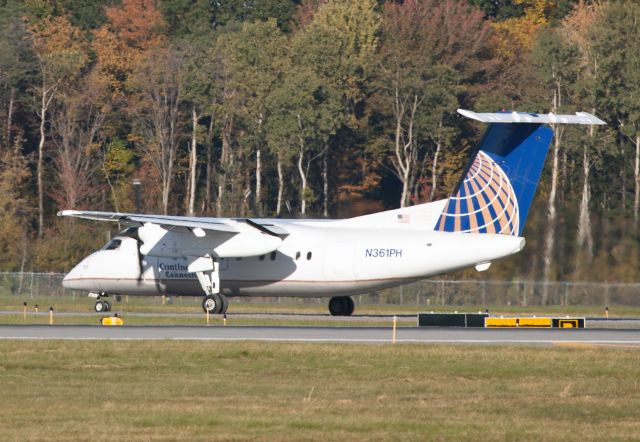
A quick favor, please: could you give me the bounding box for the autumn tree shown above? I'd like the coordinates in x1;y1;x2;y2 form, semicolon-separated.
50;69;111;210
373;0;493;207
288;0;379;215
0;1;35;148
128;46;183;215
27;14;89;237
0;136;31;270
221;19;289;215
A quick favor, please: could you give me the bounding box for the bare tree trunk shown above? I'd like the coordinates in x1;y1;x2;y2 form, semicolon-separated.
217;115;232;217
276;157;283;216
622;146;627;211
394;95;418;208
188;107;197;216
37;85;48;238
161;124;176;215
256;148;262;214
216;184;222;216
577;144;593;259
634;135;639;225
105;173;120;212
429;121;442;202
298;144;307;215
323;151;328;217
542;83;562;305
7;87;14;144
400;169;410;208
256;114;263;212
204;117;214;213
541;133;559;305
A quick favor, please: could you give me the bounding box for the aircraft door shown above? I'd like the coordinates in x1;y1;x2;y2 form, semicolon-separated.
323;242;355;281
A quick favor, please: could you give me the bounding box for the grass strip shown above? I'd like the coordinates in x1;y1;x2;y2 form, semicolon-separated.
0;341;638;441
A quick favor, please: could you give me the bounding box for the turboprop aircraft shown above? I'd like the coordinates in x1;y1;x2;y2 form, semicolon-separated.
60;109;605;315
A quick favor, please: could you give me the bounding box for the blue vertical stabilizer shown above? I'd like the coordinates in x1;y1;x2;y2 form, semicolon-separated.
435;123;553;236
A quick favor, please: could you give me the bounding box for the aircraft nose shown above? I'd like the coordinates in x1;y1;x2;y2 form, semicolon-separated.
62;262;84;290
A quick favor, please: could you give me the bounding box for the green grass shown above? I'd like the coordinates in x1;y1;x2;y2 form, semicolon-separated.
1;293;638;317
0;341;639;440
0;313;416;327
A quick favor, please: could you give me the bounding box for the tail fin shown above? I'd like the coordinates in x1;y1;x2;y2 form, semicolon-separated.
435;110;605;236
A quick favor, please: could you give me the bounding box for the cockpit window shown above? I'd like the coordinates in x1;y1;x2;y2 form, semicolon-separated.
103;239;122;250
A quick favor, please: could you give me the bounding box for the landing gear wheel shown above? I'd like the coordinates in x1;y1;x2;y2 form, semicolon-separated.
103;300;111;312
345;296;355;316
95;301;105;313
220;295;229;314
329;296;354;316
202;294;223;314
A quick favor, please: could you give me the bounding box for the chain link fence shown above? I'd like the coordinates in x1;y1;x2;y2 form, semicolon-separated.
0;272;638;306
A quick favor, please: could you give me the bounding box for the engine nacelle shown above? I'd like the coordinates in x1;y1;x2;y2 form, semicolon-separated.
137;223;282;258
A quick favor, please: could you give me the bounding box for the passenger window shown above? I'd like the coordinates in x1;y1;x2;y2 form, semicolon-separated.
270;251;276;261
103;239;121;251
295;251;301;260
307;251;312;260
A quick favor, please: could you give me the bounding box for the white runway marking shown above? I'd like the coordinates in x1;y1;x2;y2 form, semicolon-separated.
1;325;639;346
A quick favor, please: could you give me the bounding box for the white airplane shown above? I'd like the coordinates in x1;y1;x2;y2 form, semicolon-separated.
60;109;605;315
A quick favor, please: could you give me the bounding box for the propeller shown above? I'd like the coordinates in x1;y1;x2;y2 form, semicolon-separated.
133;228;144;282
119;226;145;282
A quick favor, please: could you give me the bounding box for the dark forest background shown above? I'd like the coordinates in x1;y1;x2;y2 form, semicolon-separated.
0;0;636;285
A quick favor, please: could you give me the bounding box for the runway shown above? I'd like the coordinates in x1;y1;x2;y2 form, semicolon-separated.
1;325;640;345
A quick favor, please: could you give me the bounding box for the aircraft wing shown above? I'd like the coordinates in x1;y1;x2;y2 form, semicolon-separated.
458;109;606;125
57;210;288;237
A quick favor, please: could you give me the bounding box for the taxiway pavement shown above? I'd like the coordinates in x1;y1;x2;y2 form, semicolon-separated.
0;325;639;345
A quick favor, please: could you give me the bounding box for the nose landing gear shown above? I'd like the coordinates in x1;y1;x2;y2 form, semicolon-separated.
328;296;354;316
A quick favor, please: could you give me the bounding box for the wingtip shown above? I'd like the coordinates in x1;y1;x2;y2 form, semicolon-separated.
575;112;607;125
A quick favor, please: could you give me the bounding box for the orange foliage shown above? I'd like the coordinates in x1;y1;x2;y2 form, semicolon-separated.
92;0;167;93
103;0;166;51
27;15;88;75
492;0;556;60
561;0;603;62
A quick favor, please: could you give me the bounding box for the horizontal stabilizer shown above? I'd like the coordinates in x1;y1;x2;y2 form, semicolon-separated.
458;109;606;125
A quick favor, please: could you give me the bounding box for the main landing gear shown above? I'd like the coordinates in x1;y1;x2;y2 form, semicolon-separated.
95;299;111;312
201;293;229;315
328;296;354;316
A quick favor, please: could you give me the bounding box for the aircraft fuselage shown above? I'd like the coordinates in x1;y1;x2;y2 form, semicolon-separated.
63;219;525;299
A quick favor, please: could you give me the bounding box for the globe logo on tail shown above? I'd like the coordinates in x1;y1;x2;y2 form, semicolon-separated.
435;151;519;235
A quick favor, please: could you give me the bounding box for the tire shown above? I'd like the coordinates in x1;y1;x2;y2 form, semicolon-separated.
220;295;229;314
344;296;355;316
328;296;349;316
103;300;111;312
202;294;222;314
95;301;105;313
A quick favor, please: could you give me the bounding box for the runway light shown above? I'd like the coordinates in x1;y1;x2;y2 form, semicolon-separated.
23;302;27;320
206;310;210;326
223;314;227;327
49;307;53;325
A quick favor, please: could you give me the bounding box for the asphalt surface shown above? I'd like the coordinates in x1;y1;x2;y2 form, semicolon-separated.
1;311;638;328
1;325;639;345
